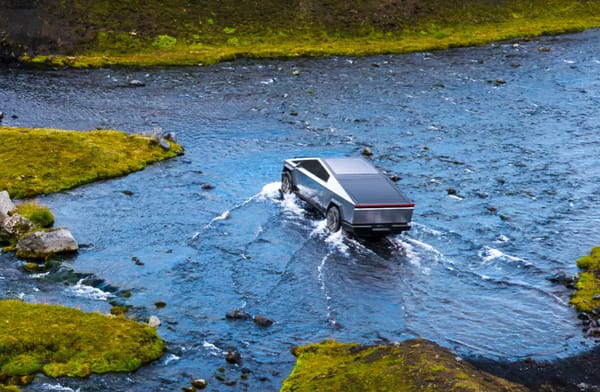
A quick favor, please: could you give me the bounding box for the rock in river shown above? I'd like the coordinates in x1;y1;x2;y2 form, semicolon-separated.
16;227;78;259
0;190;15;217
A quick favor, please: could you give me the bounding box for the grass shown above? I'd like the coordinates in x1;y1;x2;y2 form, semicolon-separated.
19;0;600;67
281;338;528;391
0;126;183;199
570;247;600;313
11;202;54;228
0;300;165;387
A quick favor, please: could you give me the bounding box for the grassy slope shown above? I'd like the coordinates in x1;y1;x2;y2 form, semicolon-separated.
21;0;600;67
0;126;183;199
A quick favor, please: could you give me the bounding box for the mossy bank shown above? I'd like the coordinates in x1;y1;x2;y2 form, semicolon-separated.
0;126;183;199
2;0;600;67
281;338;528;391
0;300;165;388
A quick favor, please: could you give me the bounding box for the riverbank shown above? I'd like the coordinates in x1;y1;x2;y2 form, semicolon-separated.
2;0;600;67
0;126;183;199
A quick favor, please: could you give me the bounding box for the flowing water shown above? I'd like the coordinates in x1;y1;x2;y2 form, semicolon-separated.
1;29;600;391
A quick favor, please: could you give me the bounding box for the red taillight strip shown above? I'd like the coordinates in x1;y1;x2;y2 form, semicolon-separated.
355;203;415;209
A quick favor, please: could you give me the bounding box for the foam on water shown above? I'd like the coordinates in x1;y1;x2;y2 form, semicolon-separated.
316;253;339;327
203;340;227;356
479;246;531;266
68;279;114;301
42;384;80;392
163;353;180;365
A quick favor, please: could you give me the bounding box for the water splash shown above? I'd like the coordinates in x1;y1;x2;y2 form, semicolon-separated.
67;279;114;301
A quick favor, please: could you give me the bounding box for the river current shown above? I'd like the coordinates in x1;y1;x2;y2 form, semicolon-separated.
1;29;600;391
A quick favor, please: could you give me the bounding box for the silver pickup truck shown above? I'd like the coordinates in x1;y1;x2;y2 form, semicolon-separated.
281;157;414;237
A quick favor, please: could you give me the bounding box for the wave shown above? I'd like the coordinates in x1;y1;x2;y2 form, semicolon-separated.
478;246;532;266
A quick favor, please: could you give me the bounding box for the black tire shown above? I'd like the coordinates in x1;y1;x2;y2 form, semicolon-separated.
326;205;342;233
281;172;293;194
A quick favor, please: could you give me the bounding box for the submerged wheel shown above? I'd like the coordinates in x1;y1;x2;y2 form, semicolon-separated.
326;205;342;233
281;172;293;194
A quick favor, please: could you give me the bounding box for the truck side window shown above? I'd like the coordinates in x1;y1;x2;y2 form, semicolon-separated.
300;160;330;182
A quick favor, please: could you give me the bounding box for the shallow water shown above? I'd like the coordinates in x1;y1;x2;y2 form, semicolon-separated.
1;29;600;391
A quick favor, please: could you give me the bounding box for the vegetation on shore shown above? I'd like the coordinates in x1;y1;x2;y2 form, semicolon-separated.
0;300;164;388
5;0;600;67
0;126;183;199
11;201;54;228
281;338;528;391
570;247;600;313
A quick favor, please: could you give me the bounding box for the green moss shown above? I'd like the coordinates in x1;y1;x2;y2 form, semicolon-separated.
151;34;177;49
0;126;183;199
0;299;165;385
570;248;600;313
14;0;600;67
12;202;54;228
281;338;527;391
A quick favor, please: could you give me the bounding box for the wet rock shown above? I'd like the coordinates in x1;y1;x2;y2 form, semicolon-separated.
226;309;250;320
148;315;161;328
191;379;208;389
164;131;177;142
155;301;167;308
15;227;78;259
226;350;242;365
549;271;577;289
253;315;274;327
158;137;171;151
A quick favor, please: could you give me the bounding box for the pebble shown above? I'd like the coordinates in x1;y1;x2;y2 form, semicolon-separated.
191;379;207;389
148;315;161;328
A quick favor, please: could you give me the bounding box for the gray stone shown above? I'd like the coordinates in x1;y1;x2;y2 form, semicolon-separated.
0;190;15;218
1;213;34;238
16;227;78;259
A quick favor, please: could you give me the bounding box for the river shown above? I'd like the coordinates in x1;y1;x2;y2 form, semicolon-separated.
1;29;600;391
